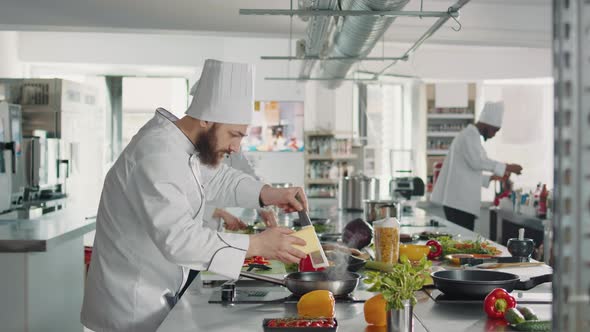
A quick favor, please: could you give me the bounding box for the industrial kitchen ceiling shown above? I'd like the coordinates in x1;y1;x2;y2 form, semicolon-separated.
241;0;471;87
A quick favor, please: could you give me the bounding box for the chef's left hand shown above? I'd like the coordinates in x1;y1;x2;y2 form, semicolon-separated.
258;208;278;228
214;209;248;231
259;185;308;213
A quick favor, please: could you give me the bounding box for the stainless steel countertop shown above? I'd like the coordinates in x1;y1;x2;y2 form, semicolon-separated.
491;207;546;232
158;207;553;332
0;208;96;252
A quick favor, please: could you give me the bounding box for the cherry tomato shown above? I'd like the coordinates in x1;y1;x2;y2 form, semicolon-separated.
296;320;310;327
267;320;277;327
277;321;287;327
309;321;323;327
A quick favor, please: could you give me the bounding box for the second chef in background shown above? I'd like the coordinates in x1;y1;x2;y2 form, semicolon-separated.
431;101;523;231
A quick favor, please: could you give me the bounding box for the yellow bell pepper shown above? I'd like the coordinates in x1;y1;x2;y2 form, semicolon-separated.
297;290;335;318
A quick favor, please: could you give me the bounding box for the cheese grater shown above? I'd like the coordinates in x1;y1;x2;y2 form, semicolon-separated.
296;208;329;269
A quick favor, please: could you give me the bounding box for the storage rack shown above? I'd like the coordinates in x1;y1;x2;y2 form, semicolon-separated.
552;0;590;331
425;83;476;182
303;131;358;199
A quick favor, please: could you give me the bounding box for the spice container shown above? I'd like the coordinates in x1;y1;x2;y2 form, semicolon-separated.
374;217;401;264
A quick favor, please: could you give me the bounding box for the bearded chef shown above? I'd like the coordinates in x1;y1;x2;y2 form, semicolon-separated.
185;81;277;232
431;101;523;231
81;59;307;332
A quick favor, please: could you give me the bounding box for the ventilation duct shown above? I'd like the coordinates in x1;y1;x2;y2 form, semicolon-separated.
316;0;410;88
298;0;339;79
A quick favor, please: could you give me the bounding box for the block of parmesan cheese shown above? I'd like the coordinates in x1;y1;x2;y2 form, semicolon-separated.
291;226;329;268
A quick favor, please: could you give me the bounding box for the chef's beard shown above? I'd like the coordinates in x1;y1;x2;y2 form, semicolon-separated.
482;127;492;141
196;124;223;167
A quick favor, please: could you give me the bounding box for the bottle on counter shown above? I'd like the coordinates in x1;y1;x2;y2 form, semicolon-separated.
538;184;548;219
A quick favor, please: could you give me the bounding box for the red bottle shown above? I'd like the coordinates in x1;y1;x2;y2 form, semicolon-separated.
538;184;548;218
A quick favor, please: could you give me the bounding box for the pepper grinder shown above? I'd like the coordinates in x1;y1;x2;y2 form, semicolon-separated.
507;228;535;262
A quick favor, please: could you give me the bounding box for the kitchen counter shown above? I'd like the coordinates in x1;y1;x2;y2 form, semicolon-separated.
0;207;96;252
489;208;550;264
0;206;96;332
158;208;552;332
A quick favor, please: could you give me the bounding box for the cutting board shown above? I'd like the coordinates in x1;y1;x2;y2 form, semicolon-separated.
201;260;287;281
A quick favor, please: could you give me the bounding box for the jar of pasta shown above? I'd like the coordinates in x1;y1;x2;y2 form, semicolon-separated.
373;217;400;264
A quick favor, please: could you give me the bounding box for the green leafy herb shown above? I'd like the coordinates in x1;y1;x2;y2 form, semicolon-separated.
437;235;499;255
284;262;299;273
363;256;432;310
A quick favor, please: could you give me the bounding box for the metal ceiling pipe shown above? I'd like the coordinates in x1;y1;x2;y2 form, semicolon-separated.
317;0;410;88
298;0;339;79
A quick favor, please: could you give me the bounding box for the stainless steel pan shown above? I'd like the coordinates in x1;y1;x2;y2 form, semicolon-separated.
240;271;361;296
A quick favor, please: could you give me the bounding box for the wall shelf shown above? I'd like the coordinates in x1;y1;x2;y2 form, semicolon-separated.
305;154;358;160
305;178;339;185
425;83;477;181
427;114;474;120
427;131;461;137
427;149;449;156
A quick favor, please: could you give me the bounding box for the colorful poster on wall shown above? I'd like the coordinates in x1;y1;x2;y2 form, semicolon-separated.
241;101;304;152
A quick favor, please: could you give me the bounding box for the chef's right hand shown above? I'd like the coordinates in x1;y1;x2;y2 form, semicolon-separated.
506;163;523;175
247;227;307;264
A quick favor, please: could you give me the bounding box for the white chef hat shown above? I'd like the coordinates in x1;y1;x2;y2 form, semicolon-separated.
186;59;255;125
478;101;504;128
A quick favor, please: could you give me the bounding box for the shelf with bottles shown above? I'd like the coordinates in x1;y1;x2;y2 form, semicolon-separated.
305;178;339;185
306;185;337;199
427;137;453;151
306;135;353;156
306;160;353;182
427;122;468;136
427;106;474;116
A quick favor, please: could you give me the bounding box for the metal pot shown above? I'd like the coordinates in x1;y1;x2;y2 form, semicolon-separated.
364;199;399;224
338;175;379;211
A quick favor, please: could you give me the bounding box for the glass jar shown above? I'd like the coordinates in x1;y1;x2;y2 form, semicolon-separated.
374;217;401;264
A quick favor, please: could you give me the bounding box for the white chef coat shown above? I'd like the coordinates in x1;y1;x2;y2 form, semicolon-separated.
431;124;506;216
201;152;261;230
81;109;265;332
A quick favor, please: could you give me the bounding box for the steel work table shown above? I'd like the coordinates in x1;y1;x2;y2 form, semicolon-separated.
158;208;552;332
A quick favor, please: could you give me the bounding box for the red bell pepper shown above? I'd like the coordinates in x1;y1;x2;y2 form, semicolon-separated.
484;288;517;319
426;239;443;259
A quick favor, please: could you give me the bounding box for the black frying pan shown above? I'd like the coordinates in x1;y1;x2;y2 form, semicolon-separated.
431;270;552;299
240;271;361;296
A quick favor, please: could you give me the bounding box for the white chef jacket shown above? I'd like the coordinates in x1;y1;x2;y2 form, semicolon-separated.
431;124;506;216
201;152;262;230
81;109;265;332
